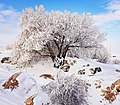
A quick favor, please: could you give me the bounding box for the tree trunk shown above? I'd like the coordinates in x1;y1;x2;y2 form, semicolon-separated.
62;45;69;59
46;42;56;62
57;36;65;58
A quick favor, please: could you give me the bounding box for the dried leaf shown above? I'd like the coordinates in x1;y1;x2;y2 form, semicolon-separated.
39;74;55;80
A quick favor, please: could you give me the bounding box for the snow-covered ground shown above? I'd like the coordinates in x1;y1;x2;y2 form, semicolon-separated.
0;46;120;105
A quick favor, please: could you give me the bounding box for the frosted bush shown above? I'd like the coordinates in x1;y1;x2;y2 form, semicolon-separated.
95;49;110;63
90;47;110;63
112;59;120;65
42;72;88;105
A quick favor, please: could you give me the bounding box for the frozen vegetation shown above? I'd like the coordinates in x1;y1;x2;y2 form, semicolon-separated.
0;5;120;105
12;5;108;68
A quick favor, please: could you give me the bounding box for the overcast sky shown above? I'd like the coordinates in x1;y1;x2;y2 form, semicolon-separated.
0;0;120;55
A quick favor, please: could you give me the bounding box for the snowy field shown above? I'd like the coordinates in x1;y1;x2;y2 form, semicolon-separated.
0;45;120;105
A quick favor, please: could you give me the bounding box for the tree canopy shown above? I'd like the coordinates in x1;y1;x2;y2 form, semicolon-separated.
12;5;107;67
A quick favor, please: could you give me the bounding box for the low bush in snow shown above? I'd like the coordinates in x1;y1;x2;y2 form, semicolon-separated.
42;72;88;105
76;47;110;64
111;59;120;65
91;47;110;63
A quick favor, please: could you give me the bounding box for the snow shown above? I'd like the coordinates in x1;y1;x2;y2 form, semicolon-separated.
0;68;51;105
0;47;120;105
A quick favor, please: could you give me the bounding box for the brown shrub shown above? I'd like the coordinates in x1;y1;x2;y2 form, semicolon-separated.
102;90;116;102
60;64;70;72
39;74;55;80
24;94;37;105
2;72;21;90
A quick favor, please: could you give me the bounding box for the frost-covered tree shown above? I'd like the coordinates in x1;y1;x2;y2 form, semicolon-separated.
42;72;88;105
12;5;107;67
